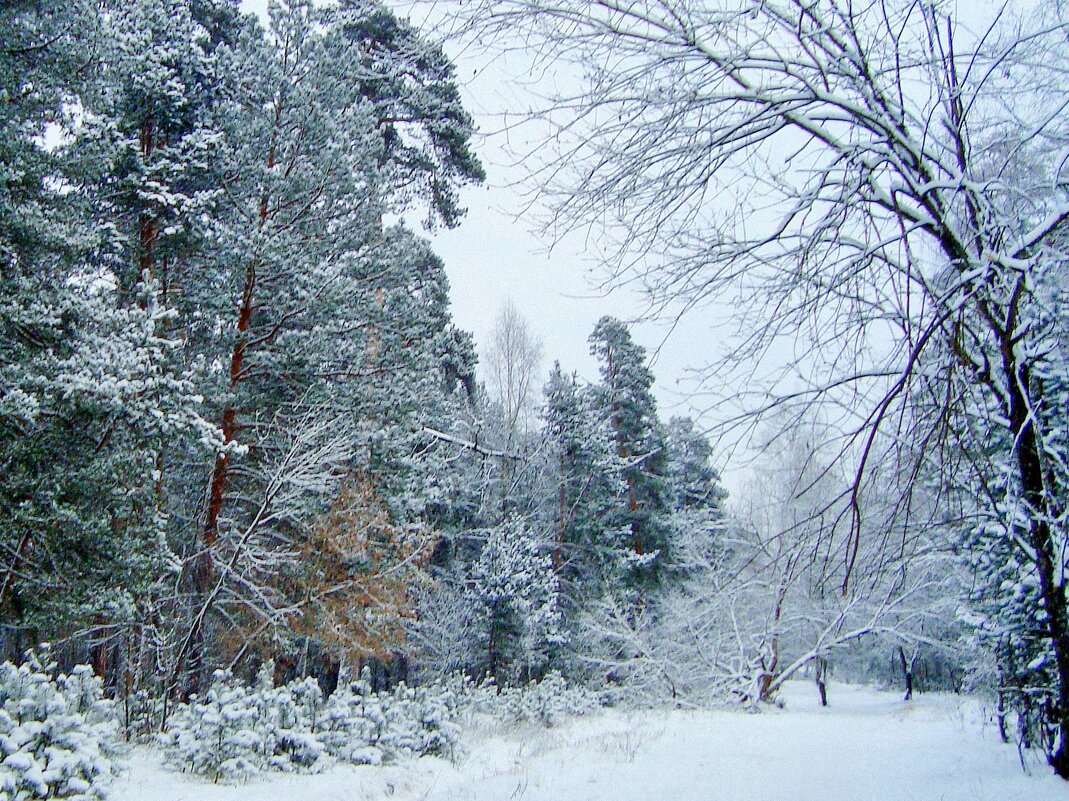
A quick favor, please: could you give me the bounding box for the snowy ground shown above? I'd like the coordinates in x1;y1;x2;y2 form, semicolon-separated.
113;681;1065;801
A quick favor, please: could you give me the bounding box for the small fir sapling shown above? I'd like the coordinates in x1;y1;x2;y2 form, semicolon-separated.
252;663;326;772
318;673;386;765
160;670;265;782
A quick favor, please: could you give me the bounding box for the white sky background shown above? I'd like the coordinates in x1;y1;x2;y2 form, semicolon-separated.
238;0;732;476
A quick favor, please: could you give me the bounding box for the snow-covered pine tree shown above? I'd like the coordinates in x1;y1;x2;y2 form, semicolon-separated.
272;675;327;770
0;0;94;457
66;0;252;696
465;517;562;684
346;230;483;532
664;417;727;515
333;0;485;228
588;317;673;589
0;0;98;454
161;665;461;778
663;416;729;580
161;0;481;690
542;362;620;589
376;680;460;759
172;0;387;691
0;0;225;669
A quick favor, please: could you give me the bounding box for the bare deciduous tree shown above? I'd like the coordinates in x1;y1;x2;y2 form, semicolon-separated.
483;300;544;444
167;407;352;697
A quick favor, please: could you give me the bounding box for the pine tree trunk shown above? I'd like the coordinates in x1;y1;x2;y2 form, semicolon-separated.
190;139;276;689
138;117;157;285
554;482;566;571
190;271;254;691
0;530;32;613
487;613;498;685
997;683;1009;744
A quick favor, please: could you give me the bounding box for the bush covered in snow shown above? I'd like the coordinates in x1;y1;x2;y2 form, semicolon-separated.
160;666;606;782
458;671;604;726
0;650;119;800
318;671;460;764
379;680;462;758
161;666;461;782
160;667;327;782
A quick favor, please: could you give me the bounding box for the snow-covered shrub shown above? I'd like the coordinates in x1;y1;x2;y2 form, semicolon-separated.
161;667;600;785
317;672;387;765
378;681;461;758
162;670;269;782
317;669;461;764
465;671;603;726
0;651;119;800
253;667;326;772
161;665;462;781
162;667;332;781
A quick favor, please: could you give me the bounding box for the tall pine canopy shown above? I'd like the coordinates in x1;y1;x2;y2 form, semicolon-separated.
0;0;484;695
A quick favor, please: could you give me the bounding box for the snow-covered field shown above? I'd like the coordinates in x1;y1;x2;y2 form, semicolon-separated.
113;681;1064;801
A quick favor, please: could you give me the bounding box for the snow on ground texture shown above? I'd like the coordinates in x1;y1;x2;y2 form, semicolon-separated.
113;681;1064;801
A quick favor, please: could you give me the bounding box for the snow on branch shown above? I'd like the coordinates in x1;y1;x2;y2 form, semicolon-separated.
419;425;521;460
